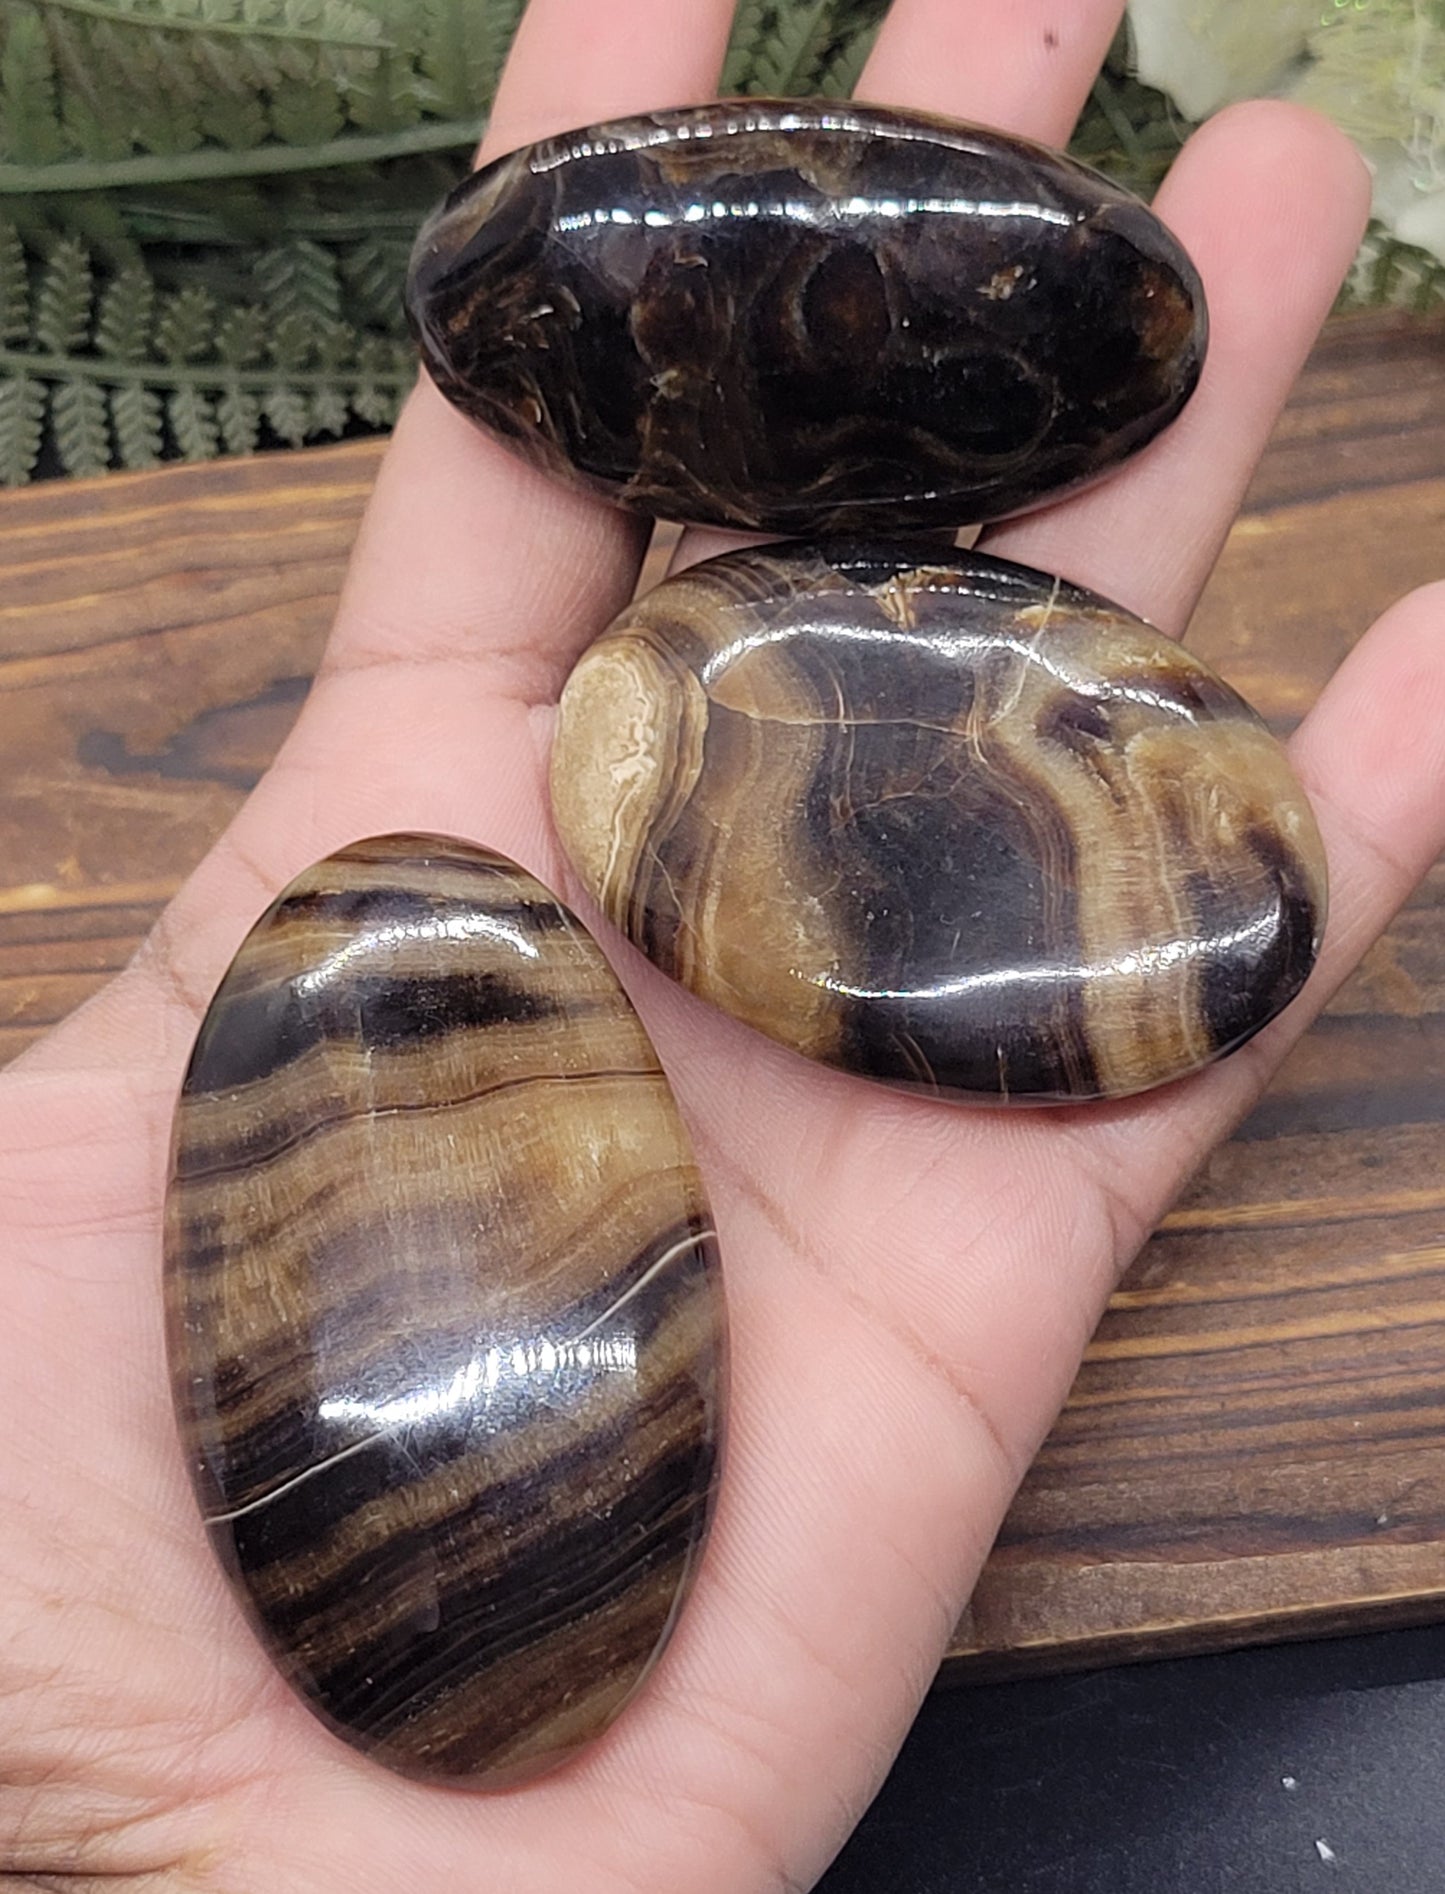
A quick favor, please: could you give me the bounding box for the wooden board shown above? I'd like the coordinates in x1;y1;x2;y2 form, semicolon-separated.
2;310;1443;1679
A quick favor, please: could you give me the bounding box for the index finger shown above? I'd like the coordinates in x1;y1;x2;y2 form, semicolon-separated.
321;0;736;697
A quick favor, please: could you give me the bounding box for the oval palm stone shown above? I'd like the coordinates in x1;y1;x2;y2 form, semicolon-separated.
551;546;1327;1102
406;99;1207;533
164;835;726;1785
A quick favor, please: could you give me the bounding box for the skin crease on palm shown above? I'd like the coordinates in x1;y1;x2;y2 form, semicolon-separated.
3;0;1445;1887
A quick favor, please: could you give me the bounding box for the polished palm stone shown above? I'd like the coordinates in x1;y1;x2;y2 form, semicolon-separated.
551;546;1327;1102
406;99;1207;533
164;835;726;1785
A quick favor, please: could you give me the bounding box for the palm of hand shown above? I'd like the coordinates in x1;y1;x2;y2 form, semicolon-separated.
4;3;1442;1889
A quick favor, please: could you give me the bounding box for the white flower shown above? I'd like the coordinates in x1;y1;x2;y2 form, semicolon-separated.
1127;0;1320;120
1129;0;1445;267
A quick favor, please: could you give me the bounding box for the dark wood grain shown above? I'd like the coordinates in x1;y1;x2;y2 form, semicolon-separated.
3;308;1444;1678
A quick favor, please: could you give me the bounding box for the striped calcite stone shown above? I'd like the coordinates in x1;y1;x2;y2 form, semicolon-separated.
551;544;1328;1103
164;835;725;1785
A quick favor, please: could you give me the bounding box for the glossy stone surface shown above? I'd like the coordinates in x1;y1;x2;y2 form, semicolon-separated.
551;546;1327;1102
407;99;1207;533
164;836;725;1785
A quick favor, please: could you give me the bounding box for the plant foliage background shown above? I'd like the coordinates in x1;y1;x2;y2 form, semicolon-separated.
0;0;1431;483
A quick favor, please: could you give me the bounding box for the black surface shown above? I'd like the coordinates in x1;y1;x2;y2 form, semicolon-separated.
818;1625;1445;1892
409;100;1205;533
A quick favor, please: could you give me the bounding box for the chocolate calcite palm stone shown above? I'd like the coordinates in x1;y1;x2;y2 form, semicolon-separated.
407;99;1207;532
164;835;726;1785
551;547;1327;1102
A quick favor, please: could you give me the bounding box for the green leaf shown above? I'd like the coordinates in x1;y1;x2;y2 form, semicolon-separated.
156;281;216;359
338;234;407;329
308;382;347;434
199;87;271;150
0;2;70;164
345;47;424;135
313;313;357;369
418;0;522;118
215;301;268;364
0;372;45;482
38;0;384;51
0;214;27;339
168;382;219;456
261;378;306;443
748;0;836;95
217;378;260;452
50;13;135;160
94;262;155;360
33;233;92;352
253;233;340;321
722;0;773;92
350;330;409;425
51;374;109;474
268;77;345;144
110;380;162;466
814;24;874;98
267;306;314;369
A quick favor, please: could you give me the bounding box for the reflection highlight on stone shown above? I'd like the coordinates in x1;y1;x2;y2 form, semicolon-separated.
407;99;1206;532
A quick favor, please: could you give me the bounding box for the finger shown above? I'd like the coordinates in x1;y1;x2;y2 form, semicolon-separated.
670;0;1130;576
1099;580;1445;1180
983;102;1372;631
322;0;736;691
859;0;1124;144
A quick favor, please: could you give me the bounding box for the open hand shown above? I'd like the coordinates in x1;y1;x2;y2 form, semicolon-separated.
5;3;1442;1889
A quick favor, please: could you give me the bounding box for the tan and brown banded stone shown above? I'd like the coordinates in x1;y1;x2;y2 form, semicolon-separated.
406;99;1207;533
551;546;1327;1103
164;835;725;1785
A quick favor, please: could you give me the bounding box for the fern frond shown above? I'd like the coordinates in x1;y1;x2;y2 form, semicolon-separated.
110;380;161;465
0;215;27;339
38;0;385;52
1348;225;1445;315
268;308;315;370
722;1;774;93
814;26;874;98
198;89;271;151
351;329;406;424
308;382;348;435
0;2;70;165
157;282;216;359
253;235;341;322
33;234;92;352
0;372;45;482
313;315;358;370
49;12;134;160
51;374;109;473
215;302;268;365
167;382;219;457
417;0;522;119
748;0;836;94
94;263;153;359
345;47;425;136
268;77;346;146
339;234;406;328
261;379;308;444
217;379;260;452
1;215;415;475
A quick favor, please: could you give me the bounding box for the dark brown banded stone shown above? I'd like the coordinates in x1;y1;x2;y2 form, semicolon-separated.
550;546;1328;1102
406;99;1207;533
164;836;726;1785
